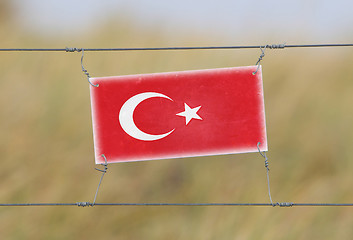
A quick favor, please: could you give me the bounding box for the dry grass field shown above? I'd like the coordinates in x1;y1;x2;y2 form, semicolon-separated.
1;6;353;239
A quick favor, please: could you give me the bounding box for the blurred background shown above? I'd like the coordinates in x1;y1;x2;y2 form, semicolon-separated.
1;0;353;239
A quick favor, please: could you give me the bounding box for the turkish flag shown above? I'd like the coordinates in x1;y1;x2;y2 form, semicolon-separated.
90;66;267;164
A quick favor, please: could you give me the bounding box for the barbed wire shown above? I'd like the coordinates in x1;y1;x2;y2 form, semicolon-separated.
0;202;353;207
1;43;353;208
0;43;352;52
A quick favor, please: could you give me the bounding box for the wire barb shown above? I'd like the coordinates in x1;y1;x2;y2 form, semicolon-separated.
76;202;93;207
80;49;99;87
65;47;82;53
257;142;274;206
276;202;294;207
92;154;109;206
266;43;286;49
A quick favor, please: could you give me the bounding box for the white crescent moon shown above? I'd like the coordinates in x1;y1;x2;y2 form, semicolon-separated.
119;92;175;141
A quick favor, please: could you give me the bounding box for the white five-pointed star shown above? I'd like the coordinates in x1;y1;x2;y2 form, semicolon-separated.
176;103;202;125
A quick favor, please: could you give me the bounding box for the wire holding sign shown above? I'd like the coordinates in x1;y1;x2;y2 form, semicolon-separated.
80;49;98;87
257;142;273;206
253;46;267;75
92;154;108;205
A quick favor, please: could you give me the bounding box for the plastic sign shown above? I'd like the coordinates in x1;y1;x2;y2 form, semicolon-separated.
90;66;267;164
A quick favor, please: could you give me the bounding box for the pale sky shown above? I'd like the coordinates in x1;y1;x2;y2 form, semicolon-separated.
12;0;353;42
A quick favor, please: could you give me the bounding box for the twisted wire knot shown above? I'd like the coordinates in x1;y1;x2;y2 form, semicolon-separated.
273;202;294;207
252;43;285;75
65;47;82;52
76;202;93;207
266;44;286;49
264;158;269;169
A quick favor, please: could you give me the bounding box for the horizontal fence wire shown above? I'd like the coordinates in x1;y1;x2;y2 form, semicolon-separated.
1;202;353;207
0;43;353;52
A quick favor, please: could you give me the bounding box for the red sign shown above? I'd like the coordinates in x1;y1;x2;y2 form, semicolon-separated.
90;66;267;164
